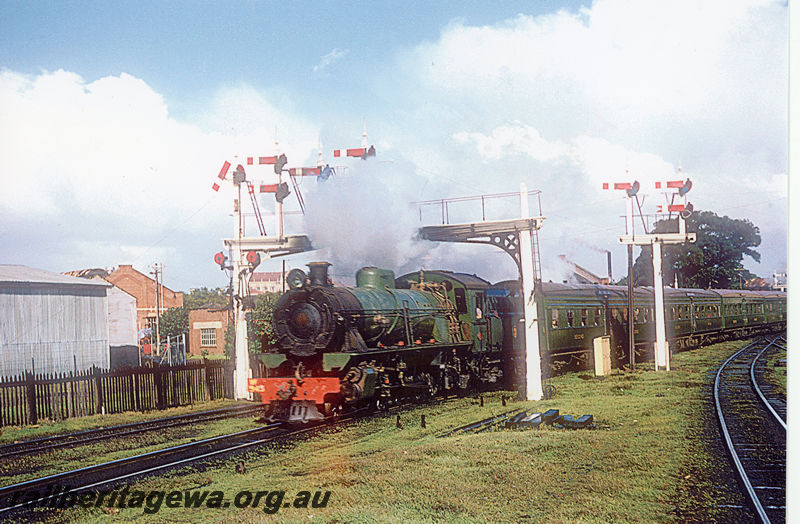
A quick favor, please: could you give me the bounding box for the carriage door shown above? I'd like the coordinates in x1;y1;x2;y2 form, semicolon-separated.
598;290;612;336
475;291;488;352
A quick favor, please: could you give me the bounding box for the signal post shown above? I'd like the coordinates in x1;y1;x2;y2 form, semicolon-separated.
213;140;377;400
608;178;695;370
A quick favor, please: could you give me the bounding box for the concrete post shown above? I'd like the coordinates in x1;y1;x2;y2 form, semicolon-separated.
233;182;250;400
652;240;667;368
519;183;543;401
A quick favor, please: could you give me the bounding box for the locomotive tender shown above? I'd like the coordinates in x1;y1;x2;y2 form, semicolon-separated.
247;262;786;423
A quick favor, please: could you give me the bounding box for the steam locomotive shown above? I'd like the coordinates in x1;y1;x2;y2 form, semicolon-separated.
247;262;786;423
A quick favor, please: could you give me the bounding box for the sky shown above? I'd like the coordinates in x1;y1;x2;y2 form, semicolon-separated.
0;0;789;292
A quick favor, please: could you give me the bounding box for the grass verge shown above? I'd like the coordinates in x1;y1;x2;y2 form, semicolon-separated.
32;340;755;523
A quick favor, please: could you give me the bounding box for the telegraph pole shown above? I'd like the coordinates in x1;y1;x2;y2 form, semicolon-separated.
152;264;161;357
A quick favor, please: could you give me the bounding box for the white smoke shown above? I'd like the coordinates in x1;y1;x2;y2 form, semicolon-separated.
301;160;435;278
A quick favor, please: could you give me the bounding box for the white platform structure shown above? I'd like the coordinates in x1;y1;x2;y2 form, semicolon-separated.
418;184;546;401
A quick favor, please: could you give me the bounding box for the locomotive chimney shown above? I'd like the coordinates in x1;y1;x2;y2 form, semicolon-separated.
307;262;332;287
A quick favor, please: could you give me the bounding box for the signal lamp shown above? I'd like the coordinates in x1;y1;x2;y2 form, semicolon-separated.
680;202;694;219
274;154;288;174
275;182;290;203
626;180;640;198
319;165;333;181
233;165;246;184
678;178;692;196
246;251;261;266
213;251;227;268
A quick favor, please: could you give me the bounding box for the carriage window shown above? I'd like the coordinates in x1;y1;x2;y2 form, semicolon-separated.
634;308;640;322
643;308;649;322
611;308;617;320
622;308;628;321
567;310;574;327
581;309;588;327
595;308;602;326
551;309;559;328
454;288;468;315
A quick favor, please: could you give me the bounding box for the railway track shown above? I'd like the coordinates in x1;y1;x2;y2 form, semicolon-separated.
714;335;786;523
0;403;263;459
0;422;291;516
0;397;446;516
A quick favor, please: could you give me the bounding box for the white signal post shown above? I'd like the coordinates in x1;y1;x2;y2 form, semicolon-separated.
232;170;250;399
608;178;696;371
213;137;374;399
519;182;544;400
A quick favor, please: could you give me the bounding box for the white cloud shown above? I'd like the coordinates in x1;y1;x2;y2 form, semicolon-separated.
390;0;787;278
0;69;320;289
313;48;349;72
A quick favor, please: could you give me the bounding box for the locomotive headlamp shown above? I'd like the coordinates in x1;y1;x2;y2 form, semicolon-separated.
286;268;308;290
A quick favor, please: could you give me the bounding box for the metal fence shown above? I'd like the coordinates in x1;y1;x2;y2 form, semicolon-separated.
0;359;234;427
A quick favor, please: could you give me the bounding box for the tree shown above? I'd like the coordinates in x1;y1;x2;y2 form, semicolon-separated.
158;306;189;339
184;287;229;310
631;210;761;289
247;292;280;350
223;292;281;356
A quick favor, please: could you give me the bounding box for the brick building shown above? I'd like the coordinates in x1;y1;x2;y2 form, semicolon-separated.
249;271;284;294
188;308;229;356
105;264;183;333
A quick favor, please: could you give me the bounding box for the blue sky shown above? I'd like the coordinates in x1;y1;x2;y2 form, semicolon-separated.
0;1;788;291
1;1;585;120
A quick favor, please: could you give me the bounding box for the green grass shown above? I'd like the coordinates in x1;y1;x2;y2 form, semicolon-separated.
36;340;752;523
0;411;265;487
188;354;229;361
763;347;787;397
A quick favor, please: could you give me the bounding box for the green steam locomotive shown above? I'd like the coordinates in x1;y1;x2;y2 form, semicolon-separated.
248;262;786;423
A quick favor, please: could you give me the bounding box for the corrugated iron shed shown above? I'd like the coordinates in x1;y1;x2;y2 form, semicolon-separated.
0;265;110;288
0;265;111;377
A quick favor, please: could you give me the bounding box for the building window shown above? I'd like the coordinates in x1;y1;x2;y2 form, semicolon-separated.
201;328;217;347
